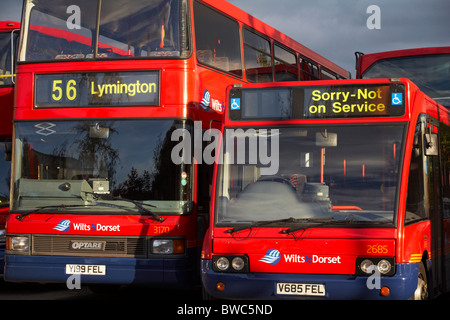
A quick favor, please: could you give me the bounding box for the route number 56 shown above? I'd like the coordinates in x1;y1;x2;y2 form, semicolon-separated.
52;79;77;101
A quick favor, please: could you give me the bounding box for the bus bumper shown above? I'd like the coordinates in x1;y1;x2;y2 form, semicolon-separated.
4;254;197;286
201;260;419;300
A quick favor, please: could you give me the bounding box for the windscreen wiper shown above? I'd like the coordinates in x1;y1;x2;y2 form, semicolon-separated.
85;192;164;222
16;204;93;221
225;217;331;234
281;218;391;234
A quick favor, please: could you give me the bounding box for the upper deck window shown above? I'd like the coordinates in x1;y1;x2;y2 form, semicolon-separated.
243;28;273;82
274;43;298;82
193;1;242;77
22;0;189;61
362;54;450;108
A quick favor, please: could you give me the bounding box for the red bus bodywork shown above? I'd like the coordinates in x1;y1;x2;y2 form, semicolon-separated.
356;47;450;78
5;0;347;286
201;78;450;299
0;21;20;274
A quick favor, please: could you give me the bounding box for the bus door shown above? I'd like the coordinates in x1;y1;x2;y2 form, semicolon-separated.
438;119;450;292
423;115;445;294
406;114;445;296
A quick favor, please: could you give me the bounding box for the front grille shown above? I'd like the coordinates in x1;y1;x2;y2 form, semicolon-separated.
32;235;147;258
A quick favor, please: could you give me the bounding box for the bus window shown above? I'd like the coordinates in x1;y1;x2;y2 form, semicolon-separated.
25;1;97;61
194;1;242;77
274;43;298;82
0;31;16;86
24;0;189;61
320;68;337;80
299;56;319;81
361;54;450;107
243;28;273;82
99;0;189;58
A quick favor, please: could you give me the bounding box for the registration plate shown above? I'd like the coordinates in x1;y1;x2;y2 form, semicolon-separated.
65;264;106;275
276;282;326;296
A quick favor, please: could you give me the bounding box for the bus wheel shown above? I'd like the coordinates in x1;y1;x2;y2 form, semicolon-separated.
412;262;429;300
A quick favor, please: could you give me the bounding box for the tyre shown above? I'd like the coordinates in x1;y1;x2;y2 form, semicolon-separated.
411;261;429;300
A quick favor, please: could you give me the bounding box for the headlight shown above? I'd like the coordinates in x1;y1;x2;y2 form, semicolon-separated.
151;239;185;254
360;259;374;274
356;257;395;276
232;257;245;271
7;235;30;253
377;259;392;275
216;257;230;271
213;255;249;273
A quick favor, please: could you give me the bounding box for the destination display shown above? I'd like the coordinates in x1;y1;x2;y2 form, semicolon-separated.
228;83;405;120
35;71;160;108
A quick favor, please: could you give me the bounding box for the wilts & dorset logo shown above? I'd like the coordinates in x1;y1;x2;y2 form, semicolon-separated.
259;249;281;265
54;219;71;232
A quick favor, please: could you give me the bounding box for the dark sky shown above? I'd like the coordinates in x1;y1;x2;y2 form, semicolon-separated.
227;0;450;77
0;0;22;22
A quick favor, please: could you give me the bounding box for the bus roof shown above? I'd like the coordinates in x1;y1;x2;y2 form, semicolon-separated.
357;46;450;77
202;0;349;78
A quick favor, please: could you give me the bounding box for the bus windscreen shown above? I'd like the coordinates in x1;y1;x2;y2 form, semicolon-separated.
229;83;405;121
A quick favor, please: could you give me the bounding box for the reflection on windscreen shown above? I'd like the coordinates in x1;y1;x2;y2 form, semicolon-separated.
24;0;188;61
13;120;192;214
0;140;11;207
216;125;404;225
362;54;450;107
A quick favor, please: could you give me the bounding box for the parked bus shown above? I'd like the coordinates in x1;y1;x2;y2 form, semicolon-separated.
356;47;450;108
4;0;347;287
201;78;450;299
0;21;20;274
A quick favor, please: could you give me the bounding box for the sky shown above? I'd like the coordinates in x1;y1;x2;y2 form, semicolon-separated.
1;0;449;77
227;0;450;77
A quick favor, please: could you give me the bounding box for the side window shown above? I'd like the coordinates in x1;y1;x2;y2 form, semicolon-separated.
193;1;242;77
320;68;337;80
243;28;272;82
0;31;17;86
274;43;298;82
299;56;319;81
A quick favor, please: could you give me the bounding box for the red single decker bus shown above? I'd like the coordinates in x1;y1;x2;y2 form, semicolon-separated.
5;0;347;287
0;21;20;274
356;47;450;108
201;78;450;299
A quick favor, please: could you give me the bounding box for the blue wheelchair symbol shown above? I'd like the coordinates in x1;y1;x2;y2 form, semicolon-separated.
230;98;241;110
391;93;403;105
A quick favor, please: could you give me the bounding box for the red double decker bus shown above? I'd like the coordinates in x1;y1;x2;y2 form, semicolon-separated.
5;0;347;287
201;78;450;299
0;21;20;274
356;47;450;108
